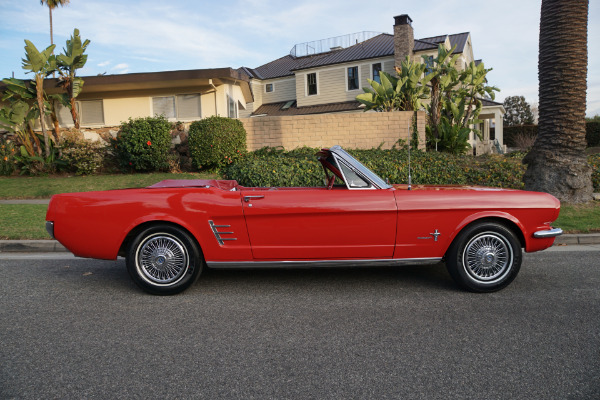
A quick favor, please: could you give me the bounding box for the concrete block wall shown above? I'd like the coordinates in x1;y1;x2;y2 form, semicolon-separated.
239;111;426;151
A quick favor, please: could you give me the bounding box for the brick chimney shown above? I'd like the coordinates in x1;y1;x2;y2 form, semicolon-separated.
394;14;414;68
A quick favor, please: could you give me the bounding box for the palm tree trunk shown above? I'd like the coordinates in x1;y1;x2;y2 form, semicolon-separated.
523;0;591;203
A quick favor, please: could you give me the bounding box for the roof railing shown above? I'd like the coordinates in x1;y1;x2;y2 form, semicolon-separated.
289;31;383;58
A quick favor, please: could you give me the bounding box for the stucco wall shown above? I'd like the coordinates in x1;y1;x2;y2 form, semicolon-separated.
240;111;426;151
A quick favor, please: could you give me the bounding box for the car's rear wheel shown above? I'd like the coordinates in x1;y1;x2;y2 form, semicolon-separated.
446;222;522;292
126;224;203;295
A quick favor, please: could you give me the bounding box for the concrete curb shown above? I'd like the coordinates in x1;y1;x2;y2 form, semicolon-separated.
1;234;599;253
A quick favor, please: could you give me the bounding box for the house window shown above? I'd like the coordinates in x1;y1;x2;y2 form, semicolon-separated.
153;94;201;119
424;56;434;74
347;66;359;90
153;96;176;119
79;100;104;126
307;73;317;96
176;94;201;119
227;95;238;118
265;83;274;93
56;103;74;127
372;63;382;84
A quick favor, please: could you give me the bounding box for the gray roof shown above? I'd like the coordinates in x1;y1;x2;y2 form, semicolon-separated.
252;100;362;116
245;32;471;80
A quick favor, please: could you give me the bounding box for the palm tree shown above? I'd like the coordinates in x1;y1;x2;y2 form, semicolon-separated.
523;0;592;203
40;0;70;46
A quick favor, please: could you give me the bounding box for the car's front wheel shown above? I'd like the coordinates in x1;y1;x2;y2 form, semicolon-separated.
126;224;203;295
446;222;522;292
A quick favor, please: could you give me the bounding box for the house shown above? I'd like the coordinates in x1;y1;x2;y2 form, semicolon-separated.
0;68;253;134
239;15;505;154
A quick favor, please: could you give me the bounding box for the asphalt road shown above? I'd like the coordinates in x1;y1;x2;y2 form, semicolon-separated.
1;250;599;399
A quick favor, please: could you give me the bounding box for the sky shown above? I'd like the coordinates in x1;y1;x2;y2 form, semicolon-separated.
0;0;599;116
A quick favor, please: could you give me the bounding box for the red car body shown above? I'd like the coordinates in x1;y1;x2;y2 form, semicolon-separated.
45;146;561;294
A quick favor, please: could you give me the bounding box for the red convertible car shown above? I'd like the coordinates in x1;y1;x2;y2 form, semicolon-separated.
45;146;562;295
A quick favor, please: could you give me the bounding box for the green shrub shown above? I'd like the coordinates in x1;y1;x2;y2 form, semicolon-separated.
587;122;600;147
0;137;17;176
499;123;600;148
60;137;105;175
589;153;600;191
188;116;246;169
112;116;172;172
225;147;600;192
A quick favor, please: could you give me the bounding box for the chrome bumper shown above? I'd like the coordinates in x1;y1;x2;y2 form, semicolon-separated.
45;221;55;239
533;227;563;238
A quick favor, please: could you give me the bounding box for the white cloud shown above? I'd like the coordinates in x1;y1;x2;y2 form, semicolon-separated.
97;61;110;67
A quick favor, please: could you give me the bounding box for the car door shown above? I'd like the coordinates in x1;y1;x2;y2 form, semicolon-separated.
241;187;397;260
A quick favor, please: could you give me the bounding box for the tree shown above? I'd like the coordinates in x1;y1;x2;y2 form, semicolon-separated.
22;40;56;157
356;56;431;113
425;45;461;147
523;0;592;203
356;56;432;149
56;28;90;128
0;78;42;156
424;45;498;154
503;96;535;126
40;0;71;47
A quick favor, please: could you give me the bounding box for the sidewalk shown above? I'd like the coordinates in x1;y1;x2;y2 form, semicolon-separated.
1;234;599;253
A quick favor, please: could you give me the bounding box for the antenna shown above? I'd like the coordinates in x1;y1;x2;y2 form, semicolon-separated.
407;120;412;191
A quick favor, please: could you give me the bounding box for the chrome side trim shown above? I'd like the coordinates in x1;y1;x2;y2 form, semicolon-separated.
533;228;563;238
206;257;442;269
208;220;237;245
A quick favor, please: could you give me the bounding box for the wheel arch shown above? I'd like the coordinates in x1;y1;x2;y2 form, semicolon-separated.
447;215;526;255
118;220;204;258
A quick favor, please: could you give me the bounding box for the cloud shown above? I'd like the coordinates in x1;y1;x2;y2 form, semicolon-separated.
112;63;130;73
97;61;110;67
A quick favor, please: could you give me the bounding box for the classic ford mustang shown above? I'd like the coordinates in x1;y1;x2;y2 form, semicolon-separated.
45;146;562;295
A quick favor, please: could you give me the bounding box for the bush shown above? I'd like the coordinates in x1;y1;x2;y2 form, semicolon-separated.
589;153;600;191
188;116;246;169
224;147;520;188
225;147;600;192
499;123;600;148
112;116;172;171
0;137;17;176
587;122;600;147
60;136;105;175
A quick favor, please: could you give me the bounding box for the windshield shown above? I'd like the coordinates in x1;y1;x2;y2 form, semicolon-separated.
329;146;391;189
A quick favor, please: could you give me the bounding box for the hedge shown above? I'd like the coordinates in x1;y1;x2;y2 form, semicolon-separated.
223;147;600;192
498;122;600;148
188;116;246;169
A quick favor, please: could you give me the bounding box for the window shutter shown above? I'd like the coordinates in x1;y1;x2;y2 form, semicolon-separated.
176;94;201;119
153;96;176;118
57;104;73;126
80;100;104;125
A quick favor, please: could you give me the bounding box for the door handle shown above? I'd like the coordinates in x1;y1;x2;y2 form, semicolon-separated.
243;195;265;202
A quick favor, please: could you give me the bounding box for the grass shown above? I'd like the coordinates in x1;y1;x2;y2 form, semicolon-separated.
0;205;49;240
554;202;600;233
0;172;217;199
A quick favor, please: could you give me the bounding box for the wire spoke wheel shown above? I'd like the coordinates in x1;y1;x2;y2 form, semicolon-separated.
136;234;188;286
446;222;522;292
463;233;512;282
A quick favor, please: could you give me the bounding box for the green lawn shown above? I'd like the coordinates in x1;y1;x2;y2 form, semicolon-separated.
0;204;49;240
554;202;600;234
0;172;217;199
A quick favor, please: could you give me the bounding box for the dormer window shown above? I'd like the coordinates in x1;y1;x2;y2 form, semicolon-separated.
265;83;274;93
